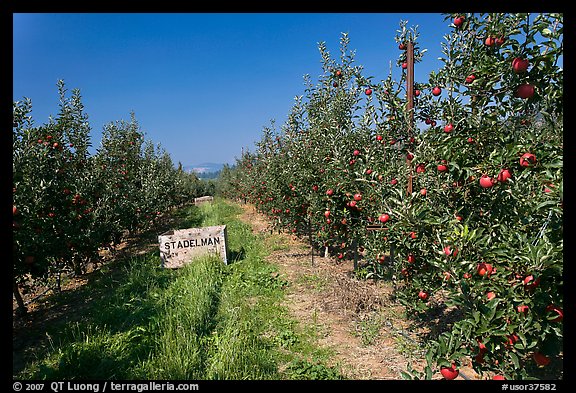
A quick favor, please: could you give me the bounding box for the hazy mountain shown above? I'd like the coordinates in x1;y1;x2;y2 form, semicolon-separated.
183;163;225;174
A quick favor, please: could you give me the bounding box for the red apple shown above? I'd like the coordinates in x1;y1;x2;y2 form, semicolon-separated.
418;290;428;300
512;57;529;74
453;16;465;27
467;137;475;143
440;363;459;380
519;152;536;167
533;352;551;367
497;168;512;182
465;74;476;84
477;262;493;277
546;304;563;322
353;149;360;156
517;305;529;314
406;152;414;160
401;62;407;69
485;36;496;46
376;134;383;141
416;163;426;173
353;193;362;201
398;42;406;50
420;188;427;196
324;210;331;218
365;88;372;96
486;291;496;301
437;163;448;172
444;123;454;133
479;175;495;188
326;189;334;196
378;213;390;223
390;178;398;185
407;254;416;263
516;83;535;99
414;89;420;96
493;375;506;380
432;86;442;96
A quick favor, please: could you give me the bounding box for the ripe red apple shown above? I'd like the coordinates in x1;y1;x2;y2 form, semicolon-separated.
512;57;529;73
453;16;465;27
376;134;383;141
407;254;416;263
324;210;331;218
465;74;476;84
353;149;360;156
414;89;420;97
335;69;342;77
444;123;454;133
420;188;427;196
390;178;398;185
485;36;496;47
398;42;406;50
416;163;426;173
409;231;417;239
440;364;459;380
13;205;18;215
378;213;390;223
437;163;448;172
497;168;512;182
463;272;472;279
516;83;535;99
486;291;496;301
432;86;442;96
353;193;362;201
326;189;334;196
401;62;407;69
365;88;372;96
479;175;495;188
519;152;536;167
312;185;319;191
477;262;493;277
418;290;428;300
533;352;551;367
545;304;563;322
493;375;506;380
349;200;357;208
517;305;529;314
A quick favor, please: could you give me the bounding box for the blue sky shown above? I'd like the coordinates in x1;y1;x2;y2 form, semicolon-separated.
13;13;454;167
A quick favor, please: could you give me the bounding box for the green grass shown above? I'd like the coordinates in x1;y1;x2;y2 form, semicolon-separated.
15;198;345;380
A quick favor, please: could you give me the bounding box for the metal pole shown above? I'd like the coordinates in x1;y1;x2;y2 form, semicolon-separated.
406;41;415;196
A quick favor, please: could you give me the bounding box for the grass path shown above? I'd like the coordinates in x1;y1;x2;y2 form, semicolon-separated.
14;199;343;380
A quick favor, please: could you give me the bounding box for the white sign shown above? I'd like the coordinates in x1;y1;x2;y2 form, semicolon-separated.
158;225;228;268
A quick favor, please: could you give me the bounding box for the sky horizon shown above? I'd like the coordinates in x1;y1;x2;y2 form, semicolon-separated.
14;13;458;167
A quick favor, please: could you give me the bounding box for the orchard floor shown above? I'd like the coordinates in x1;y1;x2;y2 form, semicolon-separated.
237;202;483;380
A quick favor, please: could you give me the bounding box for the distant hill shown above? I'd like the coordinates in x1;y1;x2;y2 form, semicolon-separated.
183;163;224;174
183;163;225;179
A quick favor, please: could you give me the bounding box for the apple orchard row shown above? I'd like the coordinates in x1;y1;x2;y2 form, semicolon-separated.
219;14;563;380
13;81;209;312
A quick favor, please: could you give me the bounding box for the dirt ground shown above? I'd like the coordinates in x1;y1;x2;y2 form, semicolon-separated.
237;202;484;380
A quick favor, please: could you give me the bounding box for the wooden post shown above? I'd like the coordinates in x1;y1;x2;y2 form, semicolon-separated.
308;219;314;267
406;41;415;196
